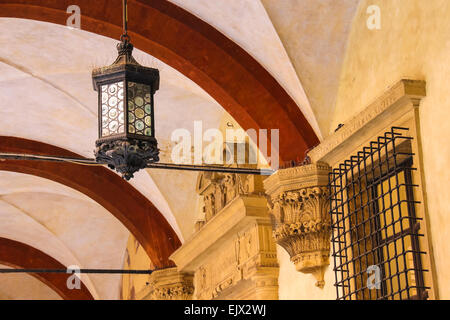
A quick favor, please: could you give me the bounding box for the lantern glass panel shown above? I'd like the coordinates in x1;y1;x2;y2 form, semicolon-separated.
101;81;125;137
127;82;152;137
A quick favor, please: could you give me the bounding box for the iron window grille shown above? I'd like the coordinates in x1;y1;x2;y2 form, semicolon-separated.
329;127;430;300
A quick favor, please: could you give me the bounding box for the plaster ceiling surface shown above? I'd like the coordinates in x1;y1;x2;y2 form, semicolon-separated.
0;265;62;300
167;0;322;139
1;193;128;299
0;189;99;299
0;171;145;299
0;179;126;299
0;170;96;204
260;0;361;137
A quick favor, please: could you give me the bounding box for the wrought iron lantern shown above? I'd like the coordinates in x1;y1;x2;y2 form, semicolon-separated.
92;1;159;180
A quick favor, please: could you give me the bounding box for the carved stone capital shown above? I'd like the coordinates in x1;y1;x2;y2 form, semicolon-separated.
264;162;331;288
144;267;194;300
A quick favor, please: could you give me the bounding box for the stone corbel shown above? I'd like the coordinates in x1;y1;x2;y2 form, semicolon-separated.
144;267;194;300
263;162;331;288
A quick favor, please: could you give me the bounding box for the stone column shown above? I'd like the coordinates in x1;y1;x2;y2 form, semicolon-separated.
144;267;194;300
264;162;331;288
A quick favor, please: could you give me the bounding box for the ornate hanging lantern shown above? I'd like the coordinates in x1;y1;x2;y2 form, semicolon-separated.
93;0;159;180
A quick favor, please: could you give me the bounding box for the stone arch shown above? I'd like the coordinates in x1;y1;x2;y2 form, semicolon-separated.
0;136;181;268
0;237;94;300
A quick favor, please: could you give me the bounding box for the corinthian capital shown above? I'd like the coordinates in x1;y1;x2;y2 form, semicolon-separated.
144;268;194;300
264;162;331;288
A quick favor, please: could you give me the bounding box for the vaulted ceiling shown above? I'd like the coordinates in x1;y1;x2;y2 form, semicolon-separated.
0;0;362;299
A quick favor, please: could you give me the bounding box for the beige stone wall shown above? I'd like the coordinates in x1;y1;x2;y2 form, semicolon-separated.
330;0;450;299
121;235;154;300
277;246;335;300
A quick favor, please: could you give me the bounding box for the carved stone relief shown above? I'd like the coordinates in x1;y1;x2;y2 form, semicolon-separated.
195;171;263;228
194;222;278;300
171;171;279;300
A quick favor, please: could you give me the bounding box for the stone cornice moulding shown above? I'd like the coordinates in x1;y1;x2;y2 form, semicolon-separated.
264;162;331;197
170;195;270;273
308;79;426;166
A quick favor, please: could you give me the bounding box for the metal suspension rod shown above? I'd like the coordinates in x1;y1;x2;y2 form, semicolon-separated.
146;162;274;175
0;153;99;165
123;0;128;37
0;268;153;275
0;153;274;175
120;0;130;42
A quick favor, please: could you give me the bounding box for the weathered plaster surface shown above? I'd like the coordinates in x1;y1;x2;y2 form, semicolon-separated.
261;0;360;137
168;0;321;138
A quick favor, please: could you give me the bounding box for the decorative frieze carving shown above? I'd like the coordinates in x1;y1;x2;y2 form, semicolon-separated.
144;267;194;300
308;79;426;165
195;171;264;227
264;162;332;288
193;223;278;300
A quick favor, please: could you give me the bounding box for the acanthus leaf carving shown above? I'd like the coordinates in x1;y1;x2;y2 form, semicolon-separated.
145;267;194;300
264;164;331;289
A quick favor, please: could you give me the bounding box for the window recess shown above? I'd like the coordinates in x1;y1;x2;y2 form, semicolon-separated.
329;127;430;300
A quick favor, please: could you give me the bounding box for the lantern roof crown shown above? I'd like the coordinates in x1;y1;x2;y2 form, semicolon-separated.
92;40;160;92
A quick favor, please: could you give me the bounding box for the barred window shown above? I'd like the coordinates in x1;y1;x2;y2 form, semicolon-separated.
329;127;429;300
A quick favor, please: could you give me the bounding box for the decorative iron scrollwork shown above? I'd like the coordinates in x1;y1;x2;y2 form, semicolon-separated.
95;138;159;180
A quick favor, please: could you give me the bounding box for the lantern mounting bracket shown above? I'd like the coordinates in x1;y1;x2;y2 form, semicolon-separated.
95;138;159;180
